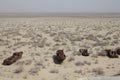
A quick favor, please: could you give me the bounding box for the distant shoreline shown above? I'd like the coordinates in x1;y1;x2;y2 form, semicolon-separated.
0;13;120;18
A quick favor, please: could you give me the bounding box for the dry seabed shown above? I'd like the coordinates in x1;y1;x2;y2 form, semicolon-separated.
0;17;120;80
78;76;120;80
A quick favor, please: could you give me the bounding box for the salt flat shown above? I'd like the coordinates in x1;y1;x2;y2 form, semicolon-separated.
0;16;120;80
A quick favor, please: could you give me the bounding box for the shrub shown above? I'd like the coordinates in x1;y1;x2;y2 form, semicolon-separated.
49;69;59;73
29;67;40;75
14;67;23;73
67;56;75;62
92;67;105;76
83;61;91;65
74;69;82;74
75;61;84;66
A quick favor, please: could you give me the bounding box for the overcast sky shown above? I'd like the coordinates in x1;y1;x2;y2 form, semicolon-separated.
0;0;120;13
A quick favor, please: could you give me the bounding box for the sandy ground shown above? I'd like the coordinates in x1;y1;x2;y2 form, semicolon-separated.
0;17;120;80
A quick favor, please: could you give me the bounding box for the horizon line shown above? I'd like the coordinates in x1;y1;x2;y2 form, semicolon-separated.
0;12;120;18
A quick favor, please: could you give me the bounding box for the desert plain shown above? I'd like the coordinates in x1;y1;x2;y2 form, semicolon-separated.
0;15;120;80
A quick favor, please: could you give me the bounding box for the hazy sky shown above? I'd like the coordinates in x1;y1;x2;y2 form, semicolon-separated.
0;0;120;13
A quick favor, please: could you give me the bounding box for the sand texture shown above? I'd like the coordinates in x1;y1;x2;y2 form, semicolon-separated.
0;17;120;80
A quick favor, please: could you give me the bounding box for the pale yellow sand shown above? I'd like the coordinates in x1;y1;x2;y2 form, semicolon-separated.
0;17;120;80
